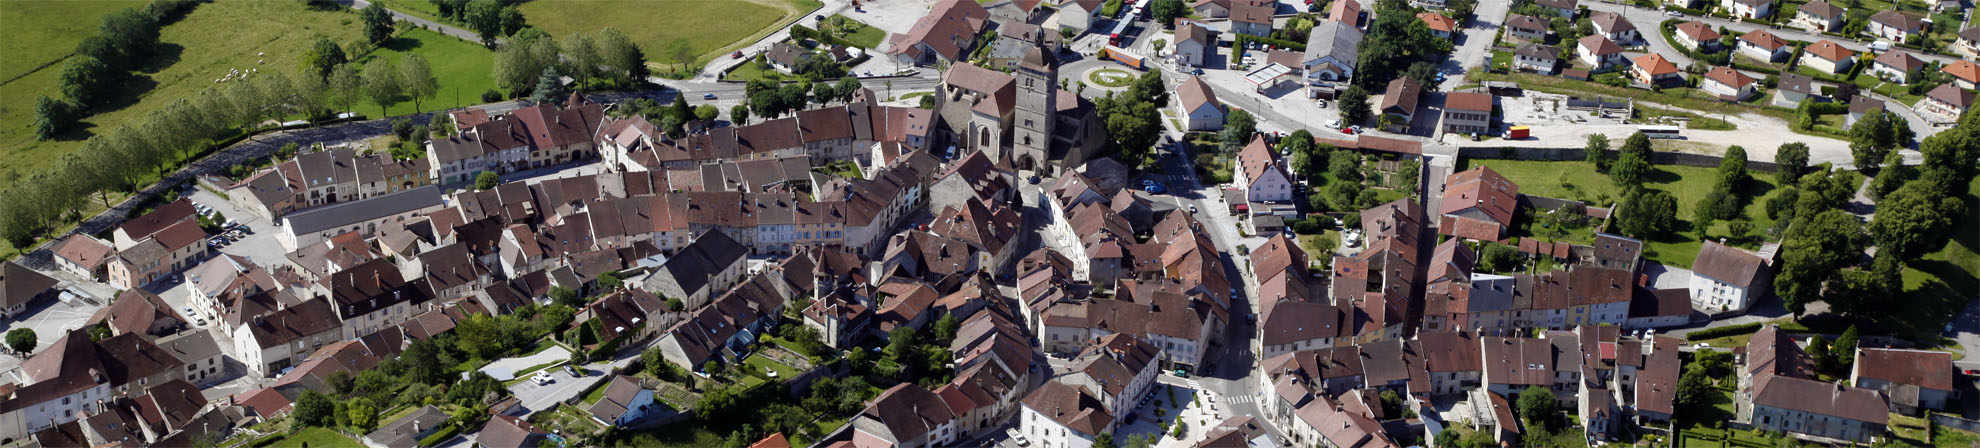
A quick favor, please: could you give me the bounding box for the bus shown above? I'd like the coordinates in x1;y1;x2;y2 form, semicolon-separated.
1637;125;1683;139
1130;0;1151;19
1106;19;1133;46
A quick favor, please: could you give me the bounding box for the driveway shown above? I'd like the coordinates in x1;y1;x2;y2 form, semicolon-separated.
480;345;575;381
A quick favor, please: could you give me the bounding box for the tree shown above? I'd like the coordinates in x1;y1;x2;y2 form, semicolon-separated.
1807;335;1834;372
1621;131;1652;160
1477;243;1523;273
1718;145;1748;190
5;329;35;353
58;56;109;108
32;95;75;140
1151;0;1186;24
1516;385;1556;428
1835;326;1861;366
597;28;648;87
1674;366;1714;412
1287;130;1319;177
400;54;438;113
729;104;750;125
347;397;381;432
1128;71;1169;107
549;286;581;307
1870;180;1964;260
1617;189;1677;238
1848;110;1910;171
1353;1;1453;89
1339;85;1372;125
466;0;505;45
500;6;526;36
302;36;348;79
933;312;960;342
1610;151;1650;190
1218;109;1257;153
1095;433;1117;448
361;58;403;117
329;63;363;113
694;104;720;122
326;370;354;395
362;3;395;45
294;391;336;426
1775;142;1810;185
1870;152;1915;200
1101;100;1161;165
456;313;501;358
1775;209;1867;315
1584;134;1611;171
1328;150;1361;182
530;68;568;105
562;32;601;89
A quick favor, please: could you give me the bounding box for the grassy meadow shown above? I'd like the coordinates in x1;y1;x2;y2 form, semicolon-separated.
516;0;823;72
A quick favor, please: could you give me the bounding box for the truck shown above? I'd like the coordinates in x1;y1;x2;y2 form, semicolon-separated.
1099;46;1145;70
1503;125;1530;139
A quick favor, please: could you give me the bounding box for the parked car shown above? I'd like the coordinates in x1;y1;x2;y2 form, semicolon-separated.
1665;10;1683;16
565;365;581;377
1340;127;1356;135
1326;119;1342;128
703;93;718;100
1188;204;1198;213
533;373;552;385
1028;175;1041;184
1008;429;1030;446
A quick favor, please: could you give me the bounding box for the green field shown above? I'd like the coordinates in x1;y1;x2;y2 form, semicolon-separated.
1458;159;1789;269
351;28;499;116
0;0;148;80
0;0;364;180
267;427;363;448
376;0;449;24
517;0;822;72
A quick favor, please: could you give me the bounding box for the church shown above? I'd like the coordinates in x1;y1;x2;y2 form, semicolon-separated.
932;33;1107;176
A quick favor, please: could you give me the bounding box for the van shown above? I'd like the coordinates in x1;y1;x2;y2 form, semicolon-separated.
1870;41;1890;52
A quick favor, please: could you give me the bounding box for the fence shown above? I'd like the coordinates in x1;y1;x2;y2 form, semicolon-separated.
1455;147;1783;173
1931;413;1980;434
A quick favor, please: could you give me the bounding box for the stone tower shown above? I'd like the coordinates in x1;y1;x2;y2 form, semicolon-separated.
1011;45;1057;174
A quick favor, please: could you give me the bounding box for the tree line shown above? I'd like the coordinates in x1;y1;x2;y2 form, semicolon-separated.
33;0;204;140
493;28;650;102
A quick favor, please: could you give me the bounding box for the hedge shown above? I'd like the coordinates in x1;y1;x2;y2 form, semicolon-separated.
418;424;463;447
1687;322;1763;340
1235;34;1307;52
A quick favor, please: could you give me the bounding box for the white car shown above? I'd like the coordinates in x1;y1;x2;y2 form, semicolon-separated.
1326;119;1342;128
1007;429;1030;447
1665;10;1682;16
533;373;553;385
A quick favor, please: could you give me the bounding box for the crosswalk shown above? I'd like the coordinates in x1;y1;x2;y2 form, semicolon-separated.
1222;394;1256;404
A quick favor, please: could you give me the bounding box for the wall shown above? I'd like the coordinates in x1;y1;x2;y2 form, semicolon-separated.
1456;147;1783;173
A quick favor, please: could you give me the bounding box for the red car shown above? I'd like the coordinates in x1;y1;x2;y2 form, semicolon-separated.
1340;128;1355;135
731;51;744;59
1966;369;1980;375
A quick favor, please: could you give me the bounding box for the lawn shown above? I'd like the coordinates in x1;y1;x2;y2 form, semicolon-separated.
517;0;822;74
1297;230;1341;270
0;0;364;181
1457;159;1788;268
266;427;364;448
824;15;886;49
726;61;792;82
350;28;499;116
1472;72;1794;121
744;352;801;380
0;0;148;80
375;0;448;24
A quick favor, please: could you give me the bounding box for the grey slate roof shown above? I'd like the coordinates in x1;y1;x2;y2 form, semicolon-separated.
283;185;444;235
1303;21;1365;67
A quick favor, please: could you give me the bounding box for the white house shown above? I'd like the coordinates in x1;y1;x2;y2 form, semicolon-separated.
1737;29;1793;62
1723;0;1774;19
1577;35;1626;68
586;376;657;426
1688;241;1772;315
1176;76;1225;131
1234;136;1294;203
1799;40;1857;74
1702;66;1760;101
1019;381;1113;448
1590;12;1640;43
